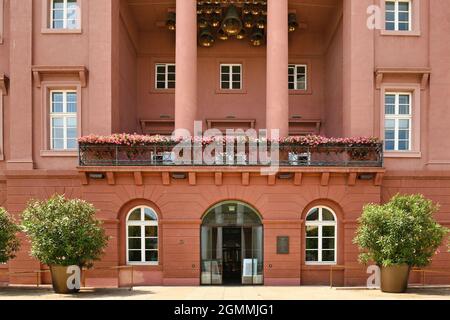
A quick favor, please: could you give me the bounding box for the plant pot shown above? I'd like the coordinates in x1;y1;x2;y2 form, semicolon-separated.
380;264;410;293
49;265;81;294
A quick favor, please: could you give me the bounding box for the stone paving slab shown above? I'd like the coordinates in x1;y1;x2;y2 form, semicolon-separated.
0;286;449;300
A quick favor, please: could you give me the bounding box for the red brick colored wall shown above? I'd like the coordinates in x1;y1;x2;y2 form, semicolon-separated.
4;171;450;287
382;174;450;285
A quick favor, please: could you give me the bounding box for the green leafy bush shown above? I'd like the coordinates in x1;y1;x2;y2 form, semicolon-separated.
22;195;109;267
354;194;449;267
0;208;20;264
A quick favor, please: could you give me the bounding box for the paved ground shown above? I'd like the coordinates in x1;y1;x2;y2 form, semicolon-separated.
0;285;450;300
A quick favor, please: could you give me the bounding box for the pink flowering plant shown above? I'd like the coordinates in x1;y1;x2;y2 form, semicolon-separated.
78;134;382;164
78;134;180;146
79;133;381;147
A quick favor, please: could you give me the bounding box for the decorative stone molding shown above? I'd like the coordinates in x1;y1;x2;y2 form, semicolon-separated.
206;119;256;131
140;119;175;135
375;67;431;90
289;119;321;135
77;167;386;187
32;66;88;88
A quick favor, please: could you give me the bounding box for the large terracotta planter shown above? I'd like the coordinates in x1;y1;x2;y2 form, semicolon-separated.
49;265;81;294
380;264;410;293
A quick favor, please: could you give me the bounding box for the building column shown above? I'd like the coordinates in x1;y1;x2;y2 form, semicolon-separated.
266;0;289;138
8;0;33;170
88;0;117;135
175;0;198;136
342;0;375;137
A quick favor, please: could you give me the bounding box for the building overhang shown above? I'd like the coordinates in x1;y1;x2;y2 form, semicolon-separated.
77;166;386;187
32;65;88;88
375;67;431;90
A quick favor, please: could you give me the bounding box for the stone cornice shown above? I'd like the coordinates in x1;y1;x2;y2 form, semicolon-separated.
32;65;88;87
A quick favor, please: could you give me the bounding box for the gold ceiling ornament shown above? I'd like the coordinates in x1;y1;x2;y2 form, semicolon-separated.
221;5;243;36
199;28;215;47
288;13;299;33
243;14;254;28
255;16;266;29
217;29;229;40
210;13;222;27
250;27;264;46
198;14;209;28
236;28;247;40
165;12;176;31
192;1;298;48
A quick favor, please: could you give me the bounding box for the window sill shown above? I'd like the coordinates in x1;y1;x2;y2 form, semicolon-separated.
380;30;421;37
127;262;159;267
304;262;338;267
41;28;83;35
40;150;78;157
149;89;175;95
289;90;312;96
384;151;422;158
215;89;247;95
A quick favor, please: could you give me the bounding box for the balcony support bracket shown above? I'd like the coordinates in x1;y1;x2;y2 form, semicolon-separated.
321;173;330;186
189;172;197;186
106;172;115;185
348;173;357;186
134;172;143;186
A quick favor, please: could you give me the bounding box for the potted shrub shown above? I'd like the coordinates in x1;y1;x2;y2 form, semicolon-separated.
0;208;20;264
354;194;449;293
22;195;109;294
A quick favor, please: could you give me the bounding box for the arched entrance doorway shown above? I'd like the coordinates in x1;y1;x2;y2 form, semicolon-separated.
201;201;264;285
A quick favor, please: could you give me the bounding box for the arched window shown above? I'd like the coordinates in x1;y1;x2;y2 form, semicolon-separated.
126;206;159;265
305;206;337;264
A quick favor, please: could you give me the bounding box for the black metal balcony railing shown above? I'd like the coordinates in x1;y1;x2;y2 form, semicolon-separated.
79;143;384;167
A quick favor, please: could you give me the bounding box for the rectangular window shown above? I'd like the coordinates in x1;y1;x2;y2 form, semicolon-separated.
288;64;307;90
385;0;411;31
50;90;78;150
155;63;176;89
51;0;79;30
384;93;412;151
220;64;242;90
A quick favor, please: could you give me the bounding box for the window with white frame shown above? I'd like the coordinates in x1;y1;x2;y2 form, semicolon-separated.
288;64;307;90
50;0;79;30
220;64;242;90
127;206;159;264
50;90;78;150
384;92;412;151
305;207;337;264
155;63;176;89
385;0;411;31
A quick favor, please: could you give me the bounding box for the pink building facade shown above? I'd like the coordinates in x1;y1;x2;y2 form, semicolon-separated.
0;0;449;287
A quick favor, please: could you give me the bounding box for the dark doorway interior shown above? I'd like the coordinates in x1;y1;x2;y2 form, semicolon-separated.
222;227;242;285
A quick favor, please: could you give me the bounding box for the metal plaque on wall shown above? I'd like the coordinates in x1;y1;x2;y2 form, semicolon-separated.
277;236;289;254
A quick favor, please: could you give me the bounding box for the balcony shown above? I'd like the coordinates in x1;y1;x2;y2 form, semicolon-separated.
78;135;383;168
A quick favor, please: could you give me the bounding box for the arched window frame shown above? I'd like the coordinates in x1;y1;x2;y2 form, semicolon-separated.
305;206;337;265
126;206;159;266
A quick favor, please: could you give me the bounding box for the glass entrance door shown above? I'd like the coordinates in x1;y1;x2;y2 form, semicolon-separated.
222;227;242;285
201;226;223;285
242;226;264;285
201;201;264;286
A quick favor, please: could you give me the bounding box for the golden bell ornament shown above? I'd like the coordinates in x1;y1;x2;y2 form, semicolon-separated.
221;5;243;36
198;28;215;47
